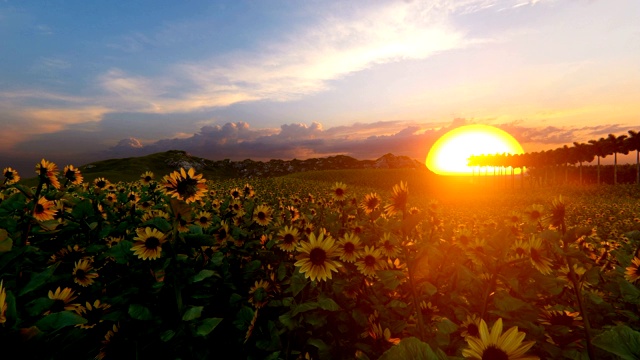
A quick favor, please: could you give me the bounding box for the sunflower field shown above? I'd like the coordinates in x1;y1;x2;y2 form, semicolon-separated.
1;160;640;360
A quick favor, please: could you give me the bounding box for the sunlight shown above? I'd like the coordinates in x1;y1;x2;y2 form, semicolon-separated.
425;124;524;176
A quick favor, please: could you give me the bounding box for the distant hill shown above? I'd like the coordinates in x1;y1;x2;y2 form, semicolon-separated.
72;150;429;183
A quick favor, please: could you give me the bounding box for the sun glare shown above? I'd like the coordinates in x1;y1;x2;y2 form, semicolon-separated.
425;124;524;176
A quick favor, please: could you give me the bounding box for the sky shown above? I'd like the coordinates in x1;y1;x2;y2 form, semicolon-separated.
1;0;639;176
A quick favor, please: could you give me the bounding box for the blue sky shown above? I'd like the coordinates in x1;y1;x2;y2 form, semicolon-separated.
1;0;639;175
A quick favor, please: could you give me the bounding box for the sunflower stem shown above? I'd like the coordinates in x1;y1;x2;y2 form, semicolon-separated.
564;244;596;359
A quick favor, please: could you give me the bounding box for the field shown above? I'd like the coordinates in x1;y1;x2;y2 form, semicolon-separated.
1;162;640;360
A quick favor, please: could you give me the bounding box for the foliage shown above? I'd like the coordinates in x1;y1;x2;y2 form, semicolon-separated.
1;161;640;360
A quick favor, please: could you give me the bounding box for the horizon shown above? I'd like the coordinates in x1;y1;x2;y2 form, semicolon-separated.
1;1;639;177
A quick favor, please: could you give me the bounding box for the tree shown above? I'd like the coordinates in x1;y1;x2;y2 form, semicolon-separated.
588;137;611;185
626;130;640;184
571;142;595;185
605;133;628;185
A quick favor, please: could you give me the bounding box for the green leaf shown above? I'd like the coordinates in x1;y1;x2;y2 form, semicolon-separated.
0;229;13;252
493;290;529;312
183;306;204;321
196;317;223;336
290;270;308;296
318;296;341;311
193;269;216;282
436;318;458;335
35;311;87;331
388;300;408;308
423;281;437;297
128;304;153;320
592;325;640;360
71;199;94;220
19;263;59;296
160;329;176;342
292;302;318;316
105;240;133;264
143;217;172;233
378;337;445;360
377;270;406;291
619;280;640;304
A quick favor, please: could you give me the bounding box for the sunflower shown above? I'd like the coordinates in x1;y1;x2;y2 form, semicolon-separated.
63;165;83;185
331;182;347;201
277;225;300;252
378;233;400;258
528;235;553;275
360;192;381;214
96;324;121;360
253;204;273;226
248;280;270;309
229;187;242;199
538;307;582;327
0;280;7;324
509;239;528;260
337;232;363;263
460;314;482;338
546;196;566;229
74;300;111;329
45;287;78;314
2;167;20;185
126;191;140;204
35;159;61;189
294;232;342;282
215;221;232;244
93;177;111;191
131;227;167;260
195;211;213;229
285;205;300;222
384;181;408;216
162;167;207;203
355;245;386;277
33;196;57;222
140;171;155;185
73;259;99;287
462;318;539;360
625;256;640;283
523;204;545;225
243;183;255;198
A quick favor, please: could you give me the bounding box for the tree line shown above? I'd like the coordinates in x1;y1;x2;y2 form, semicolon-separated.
467;130;640;187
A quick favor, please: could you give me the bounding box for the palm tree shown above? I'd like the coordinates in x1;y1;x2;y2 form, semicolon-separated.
606;133;628;185
626;130;640;184
588;137;611;185
571;141;595;185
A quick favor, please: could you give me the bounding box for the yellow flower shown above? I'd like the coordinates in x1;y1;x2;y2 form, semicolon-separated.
74;300;111;329
248;280;270;309
462;318;538;359
140;171;155;185
360;192;381;214
337;232;363;263
162;167;207;203
528;235;553;275
355;245;386;278
33;196;57;222
253;204;273;226
0;280;7;324
93;177;111;191
195;211;213;229
131;227;167;260
625;256;640;283
63;165;83;185
2;167;20;185
331;182;347;201
46;287;78;314
384;181;408;216
277;225;300;252
294;232;342;282
73;259;99;287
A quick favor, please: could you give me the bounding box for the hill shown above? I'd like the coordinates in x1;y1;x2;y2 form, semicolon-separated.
71;150;429;183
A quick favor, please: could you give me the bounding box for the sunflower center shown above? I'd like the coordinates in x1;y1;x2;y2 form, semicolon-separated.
550;313;574;326
283;234;295;244
96;180;106;188
176;178;199;197
364;255;376;266
335;188;344;196
258;212;266;220
482;345;509;360
145;236;160;249
309;248;327;265
344;242;355;252
35;204;45;213
199;216;208;223
75;269;87;278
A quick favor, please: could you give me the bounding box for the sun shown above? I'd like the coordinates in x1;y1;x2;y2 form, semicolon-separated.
425;124;524;176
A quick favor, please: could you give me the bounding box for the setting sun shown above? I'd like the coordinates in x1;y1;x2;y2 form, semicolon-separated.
425;124;524;176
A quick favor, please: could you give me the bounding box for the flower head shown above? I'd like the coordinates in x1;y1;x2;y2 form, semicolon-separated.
277;225;300;252
63;165;83;185
384;181;408;216
2;167;20;185
294;232;342;282
162;168;207;203
131;227;167;260
462;318;539;360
